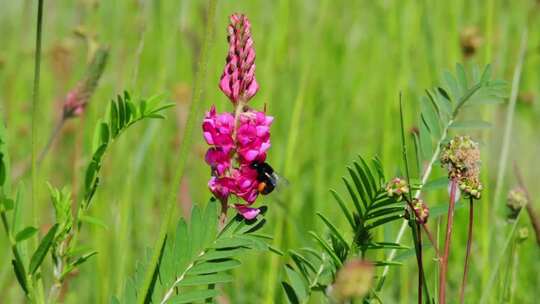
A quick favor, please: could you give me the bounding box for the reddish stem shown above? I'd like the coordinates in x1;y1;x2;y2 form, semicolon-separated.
439;179;458;304
417;223;423;304
459;198;474;304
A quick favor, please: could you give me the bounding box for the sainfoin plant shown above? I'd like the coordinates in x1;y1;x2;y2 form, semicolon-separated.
6;3;540;304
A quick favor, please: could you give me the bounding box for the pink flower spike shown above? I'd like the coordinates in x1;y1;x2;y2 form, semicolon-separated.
234;204;260;220
219;13;259;104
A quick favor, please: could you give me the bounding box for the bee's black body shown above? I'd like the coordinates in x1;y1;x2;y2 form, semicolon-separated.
250;161;277;195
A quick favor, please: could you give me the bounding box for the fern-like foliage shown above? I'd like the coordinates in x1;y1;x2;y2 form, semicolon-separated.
0;92;175;299
416;64;505;164
117;199;273;304
83;92;174;209
282;156;409;303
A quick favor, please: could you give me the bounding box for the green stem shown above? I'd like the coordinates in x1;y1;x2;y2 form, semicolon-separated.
459;198;474;304
479;210;523;303
136;1;217;303
31;1;45;303
492;31;527;213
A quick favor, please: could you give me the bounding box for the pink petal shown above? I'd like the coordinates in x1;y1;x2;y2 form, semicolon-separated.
235;204;260;220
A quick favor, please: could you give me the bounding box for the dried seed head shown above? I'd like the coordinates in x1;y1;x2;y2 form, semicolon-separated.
412;198;429;224
460;26;483;59
506;187;528;220
440;136;482;199
219;13;259;104
386;177;409;201
331;260;374;302
62;47;109;119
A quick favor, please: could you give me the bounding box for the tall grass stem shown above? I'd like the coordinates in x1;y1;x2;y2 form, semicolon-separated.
135;1;217;302
492;31;527;211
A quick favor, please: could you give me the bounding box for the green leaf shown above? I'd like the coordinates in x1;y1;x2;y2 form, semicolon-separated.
282;282;300;304
366;215;403;230
12;259;28;294
421;96;441;138
449;120;492;129
329;189;354;229
168;289;220;303
15;226;38;243
174;219;191;274
309;232;342;267
200;248;246;261
202;201;218;247
316;213;349;251
342;177;364;218
117;95;126;130
190;205;205;256
366;207;404;220
178;273;233;286
72;250;98;267
29;224;59;274
366;242;409;250
2;198;14;211
285;265;309;302
110;100;119;137
80;215;109;230
188;259;241;275
455;63;468;95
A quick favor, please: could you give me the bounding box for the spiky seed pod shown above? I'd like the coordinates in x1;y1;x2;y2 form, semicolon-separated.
385;177;409;201
330;260;374;302
506;187;528;220
219;14;259;104
440;136;483;199
62;47;109;119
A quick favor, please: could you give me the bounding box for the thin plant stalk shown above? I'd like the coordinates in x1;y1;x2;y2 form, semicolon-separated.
514;162;540;246
439;178;457;304
37;118;64;165
459;197;474;304
136;1;217;302
31;1;46;302
378;118;452;288
479;210;523;303
492;31;527;212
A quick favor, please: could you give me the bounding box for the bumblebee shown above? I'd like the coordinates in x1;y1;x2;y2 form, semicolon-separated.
250;161;283;195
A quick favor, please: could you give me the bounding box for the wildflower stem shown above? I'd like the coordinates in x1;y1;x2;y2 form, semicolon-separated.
37;118;65;165
493;31;527;214
378;118;452;290
31;0;44;236
459;197;474;304
439;178;457;304
514;162;540;246
30;1;46;302
136;1;217;303
479;210;523;303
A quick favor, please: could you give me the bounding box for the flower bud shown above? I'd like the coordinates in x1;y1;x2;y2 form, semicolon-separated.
412;198;429;224
219;14;259;104
506;187;528;220
62;47;109;119
331;259;374;302
386;177;409;201
440;136;482;200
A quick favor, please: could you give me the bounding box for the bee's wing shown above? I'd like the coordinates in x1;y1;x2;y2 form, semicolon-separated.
265;172;289;190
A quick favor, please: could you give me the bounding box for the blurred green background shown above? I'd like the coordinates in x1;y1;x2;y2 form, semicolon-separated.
1;0;540;303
